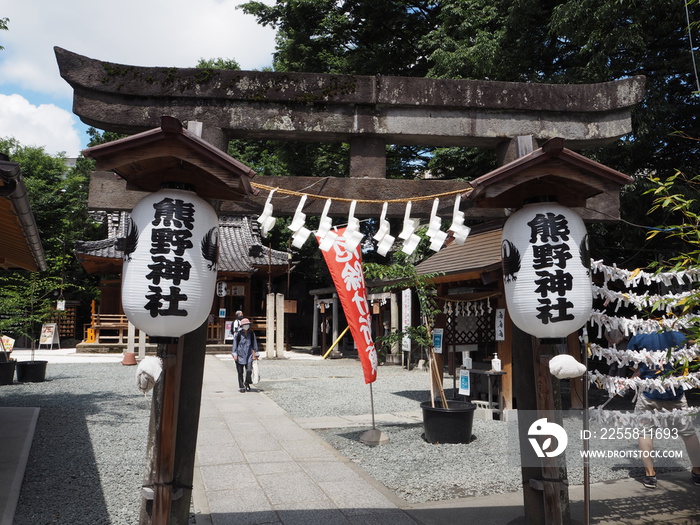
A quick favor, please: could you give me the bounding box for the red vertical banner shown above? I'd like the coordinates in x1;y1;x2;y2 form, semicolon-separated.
318;228;378;384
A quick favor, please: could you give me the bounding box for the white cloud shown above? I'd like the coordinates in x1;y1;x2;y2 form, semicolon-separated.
0;94;82;157
0;0;277;99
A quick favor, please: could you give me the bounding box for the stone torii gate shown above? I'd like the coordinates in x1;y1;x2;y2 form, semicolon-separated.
55;47;644;220
55;47;644;525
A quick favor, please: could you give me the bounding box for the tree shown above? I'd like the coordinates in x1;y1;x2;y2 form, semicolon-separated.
196;57;240;70
0;138;104;344
242;0;700;267
241;0;438;76
239;0;468;181
0;17;8;51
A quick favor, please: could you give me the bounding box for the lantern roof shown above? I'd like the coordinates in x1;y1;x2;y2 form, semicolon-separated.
82;116;258;201
415;222;503;284
466;137;633;209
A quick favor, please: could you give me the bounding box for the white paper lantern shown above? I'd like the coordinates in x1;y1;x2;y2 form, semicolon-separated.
501;201;592;339
121;186;219;338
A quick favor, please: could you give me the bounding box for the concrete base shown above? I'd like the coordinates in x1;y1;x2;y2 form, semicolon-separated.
384;354;402;365
76;343;228;354
503;409;518;422
359;428;390;446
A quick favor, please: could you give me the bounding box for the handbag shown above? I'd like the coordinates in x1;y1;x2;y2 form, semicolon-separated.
251;359;260;385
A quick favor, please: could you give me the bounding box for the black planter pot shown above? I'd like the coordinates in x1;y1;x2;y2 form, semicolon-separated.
421;399;476;444
16;361;48;383
0;361;16;385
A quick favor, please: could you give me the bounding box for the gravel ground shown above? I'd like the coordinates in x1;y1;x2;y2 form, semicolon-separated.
1;362;152;525
1;352;696;523
259;355;694;504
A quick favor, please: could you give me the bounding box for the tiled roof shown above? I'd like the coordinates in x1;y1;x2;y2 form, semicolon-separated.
75;215;288;274
415;225;502;280
217;216;288;273
75;237;122;260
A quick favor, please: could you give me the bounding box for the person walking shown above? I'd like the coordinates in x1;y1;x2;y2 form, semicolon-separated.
628;330;700;488
232;318;258;393
232;310;244;335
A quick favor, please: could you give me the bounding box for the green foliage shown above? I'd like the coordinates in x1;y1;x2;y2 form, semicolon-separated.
241;0;438;76
0;139;103;342
363;260;442;353
228;139;348;178
641;169;700;372
196;57;241;70
239;0;700;219
239;1;447;180
426;0;700;182
644;171;700;269
0;17;7;51
86;127;126;147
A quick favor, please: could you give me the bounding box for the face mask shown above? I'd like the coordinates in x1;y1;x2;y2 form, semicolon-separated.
242;325;250;331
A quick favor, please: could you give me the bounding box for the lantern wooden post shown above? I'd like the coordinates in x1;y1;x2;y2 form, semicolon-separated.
153;339;182;524
466;136;635;525
82;117;258;525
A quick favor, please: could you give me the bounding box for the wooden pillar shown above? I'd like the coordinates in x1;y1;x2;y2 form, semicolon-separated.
312;296;319;350
140;337;184;524
567;332;584;409
390;293;399;354
512;325;546;524
170;323;208;523
275;293;285;358
532;339;570;525
266;293;275;358
497;293;513;410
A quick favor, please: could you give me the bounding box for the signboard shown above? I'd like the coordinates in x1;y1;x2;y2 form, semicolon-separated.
224;321;234;341
459;367;471;396
39;323;60;349
432;328;444;354
1;335;15;352
284;300;297;314
495;309;506;341
218;308;227;318
230;285;245;296
401;288;411;352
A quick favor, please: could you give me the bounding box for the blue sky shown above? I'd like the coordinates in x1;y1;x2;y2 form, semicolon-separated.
0;0;276;158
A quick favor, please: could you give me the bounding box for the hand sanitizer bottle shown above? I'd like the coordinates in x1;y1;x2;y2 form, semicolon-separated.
491;353;501;372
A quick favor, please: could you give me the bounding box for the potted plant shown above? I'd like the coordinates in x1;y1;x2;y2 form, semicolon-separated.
365;261;475;444
0;335;16;385
16;340;48;382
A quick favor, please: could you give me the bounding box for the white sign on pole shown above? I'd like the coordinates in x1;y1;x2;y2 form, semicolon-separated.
459;367;471;396
432;328;444;354
401;288;411;353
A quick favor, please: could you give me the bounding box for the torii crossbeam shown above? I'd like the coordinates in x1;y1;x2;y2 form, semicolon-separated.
55;47;644;220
